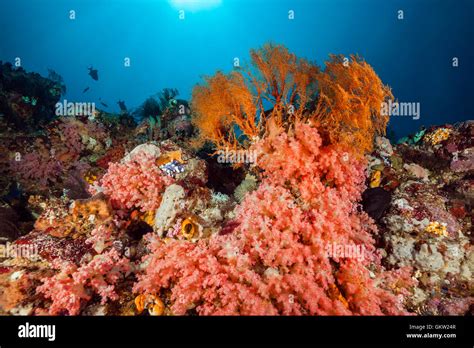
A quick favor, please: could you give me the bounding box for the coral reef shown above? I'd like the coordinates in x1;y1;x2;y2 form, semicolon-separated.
6;116;113;195
366;122;474;315
133;123;414;315
133;89;193;144
0;62;63;130
95;145;174;212
0;45;471;317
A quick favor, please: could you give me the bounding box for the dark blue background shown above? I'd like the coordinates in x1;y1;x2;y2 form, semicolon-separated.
1;0;472;138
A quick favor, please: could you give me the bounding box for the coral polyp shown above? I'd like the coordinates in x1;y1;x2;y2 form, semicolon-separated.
135;294;165;316
181;217;197;240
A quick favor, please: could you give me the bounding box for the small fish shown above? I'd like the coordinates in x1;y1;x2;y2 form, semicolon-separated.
117;100;127;112
83;87;90;93
413;128;426;143
100;101;108;108
160;160;185;176
88;66;99;81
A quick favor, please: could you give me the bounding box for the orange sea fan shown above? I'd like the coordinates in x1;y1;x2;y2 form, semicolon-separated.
313;54;393;154
249;43;320;125
191;44;392;155
191;43;320;151
192;71;258;150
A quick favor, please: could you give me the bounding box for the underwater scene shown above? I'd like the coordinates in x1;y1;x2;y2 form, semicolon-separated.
0;0;473;319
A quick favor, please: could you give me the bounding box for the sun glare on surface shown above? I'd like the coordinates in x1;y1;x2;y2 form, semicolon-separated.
169;0;222;12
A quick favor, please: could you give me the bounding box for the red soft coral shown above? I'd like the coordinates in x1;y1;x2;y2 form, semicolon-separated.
37;249;131;315
96;152;174;212
134;122;414;315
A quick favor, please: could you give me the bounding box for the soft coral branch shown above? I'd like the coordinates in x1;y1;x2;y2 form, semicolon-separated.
134;122;414;315
37;249;131;315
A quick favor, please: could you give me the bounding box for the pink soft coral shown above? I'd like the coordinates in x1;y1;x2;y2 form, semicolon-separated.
56;118;84;157
86;224;115;254
134;122;414;315
96;152;174;212
11;151;63;189
54;117;109;158
37;249;131;315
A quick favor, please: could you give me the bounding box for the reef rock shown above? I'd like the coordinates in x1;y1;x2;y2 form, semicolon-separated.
122;143;161;163
404;163;430;181
154;184;186;237
370;122;474;315
0;62;63;130
375;136;394;157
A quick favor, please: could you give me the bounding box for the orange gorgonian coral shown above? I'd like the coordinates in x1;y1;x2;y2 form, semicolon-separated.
191;43;319;151
316;54;393;154
191;44;392;155
191;71;259;150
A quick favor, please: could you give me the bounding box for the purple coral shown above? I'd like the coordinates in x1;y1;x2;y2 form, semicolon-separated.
10;151;63;190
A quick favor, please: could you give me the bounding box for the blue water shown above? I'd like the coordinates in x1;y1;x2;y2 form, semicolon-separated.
1;0;473;138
